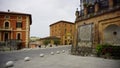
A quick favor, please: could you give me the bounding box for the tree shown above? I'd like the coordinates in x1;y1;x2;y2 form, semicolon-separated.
54;39;60;46
43;40;50;48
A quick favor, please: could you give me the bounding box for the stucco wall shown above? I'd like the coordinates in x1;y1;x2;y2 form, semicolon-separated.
75;10;120;48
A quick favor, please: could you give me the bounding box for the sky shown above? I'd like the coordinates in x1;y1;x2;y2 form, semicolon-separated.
0;0;80;38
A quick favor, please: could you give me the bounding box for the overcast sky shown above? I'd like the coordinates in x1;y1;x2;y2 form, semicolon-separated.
0;0;79;38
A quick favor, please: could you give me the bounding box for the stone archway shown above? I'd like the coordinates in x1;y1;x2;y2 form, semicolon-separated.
103;24;120;46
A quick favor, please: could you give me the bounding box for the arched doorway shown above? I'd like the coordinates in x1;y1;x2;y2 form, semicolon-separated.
103;24;120;46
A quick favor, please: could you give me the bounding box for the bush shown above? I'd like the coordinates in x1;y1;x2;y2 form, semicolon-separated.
109;46;120;59
96;43;111;56
96;44;103;56
96;44;120;59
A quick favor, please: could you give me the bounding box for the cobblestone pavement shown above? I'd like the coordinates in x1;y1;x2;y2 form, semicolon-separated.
14;54;120;68
0;45;71;68
0;45;120;68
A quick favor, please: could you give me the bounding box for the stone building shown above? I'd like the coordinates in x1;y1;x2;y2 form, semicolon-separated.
50;20;75;45
0;10;32;49
73;0;120;54
39;36;60;47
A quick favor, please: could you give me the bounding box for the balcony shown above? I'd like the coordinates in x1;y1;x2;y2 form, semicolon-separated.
0;27;12;31
76;5;120;22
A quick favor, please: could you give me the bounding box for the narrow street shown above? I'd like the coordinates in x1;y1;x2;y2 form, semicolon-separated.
0;45;120;68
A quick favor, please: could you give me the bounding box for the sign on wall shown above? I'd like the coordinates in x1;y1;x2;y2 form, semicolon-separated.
78;24;93;47
78;24;93;41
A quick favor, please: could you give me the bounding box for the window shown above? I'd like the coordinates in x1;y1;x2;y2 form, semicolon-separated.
65;24;66;26
16;22;22;28
5;16;10;19
65;36;67;39
96;0;100;2
65;29;67;34
17;16;22;20
80;10;84;16
83;0;95;4
88;5;94;14
65;40;67;45
5;22;9;28
99;0;109;10
89;0;95;4
83;0;89;4
70;29;72;33
113;0;120;6
17;33;21;40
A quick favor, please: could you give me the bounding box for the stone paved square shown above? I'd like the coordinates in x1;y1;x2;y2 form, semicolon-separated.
0;46;120;68
13;53;120;68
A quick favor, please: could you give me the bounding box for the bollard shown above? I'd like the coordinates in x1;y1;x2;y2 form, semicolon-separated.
24;57;30;61
56;51;60;54
6;61;14;67
51;52;54;55
62;50;65;53
40;54;44;57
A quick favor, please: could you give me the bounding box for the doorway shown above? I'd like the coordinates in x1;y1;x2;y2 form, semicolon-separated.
4;32;9;41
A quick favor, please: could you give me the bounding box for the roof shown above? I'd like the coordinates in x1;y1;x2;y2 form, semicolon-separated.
29;42;38;45
50;20;74;26
40;36;60;40
0;11;32;25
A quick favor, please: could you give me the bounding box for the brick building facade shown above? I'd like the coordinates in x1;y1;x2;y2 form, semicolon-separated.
0;11;32;49
50;20;75;45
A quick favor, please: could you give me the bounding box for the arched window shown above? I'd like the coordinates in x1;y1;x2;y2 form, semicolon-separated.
5;22;9;28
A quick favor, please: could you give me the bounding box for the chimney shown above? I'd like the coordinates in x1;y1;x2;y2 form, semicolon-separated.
8;9;10;12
